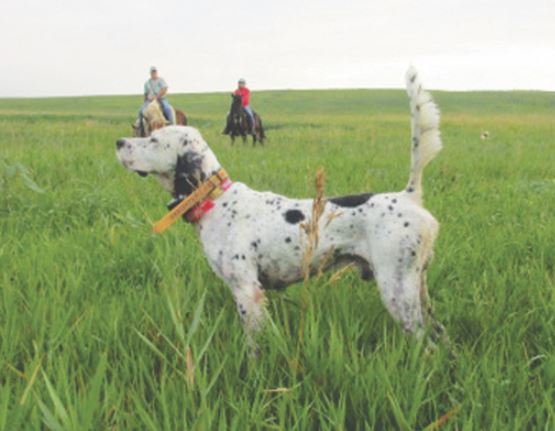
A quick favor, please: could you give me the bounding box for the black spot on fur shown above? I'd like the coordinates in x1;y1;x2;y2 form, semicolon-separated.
329;193;374;208
406;187;415;193
251;241;258;249
388;205;393;211
284;209;305;224
404;222;410;227
285;237;291;243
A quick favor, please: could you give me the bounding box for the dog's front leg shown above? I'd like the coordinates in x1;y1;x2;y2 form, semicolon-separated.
231;280;267;348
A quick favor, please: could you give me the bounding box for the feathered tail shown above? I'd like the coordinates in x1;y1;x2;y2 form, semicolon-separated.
404;67;442;205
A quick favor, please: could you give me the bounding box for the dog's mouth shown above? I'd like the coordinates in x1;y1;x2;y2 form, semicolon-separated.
135;170;149;177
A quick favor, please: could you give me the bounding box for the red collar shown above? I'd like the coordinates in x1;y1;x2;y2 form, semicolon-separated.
185;177;232;223
153;169;232;233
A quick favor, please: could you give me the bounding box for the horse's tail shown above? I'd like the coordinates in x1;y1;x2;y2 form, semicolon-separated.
176;109;187;126
403;66;442;206
257;114;266;141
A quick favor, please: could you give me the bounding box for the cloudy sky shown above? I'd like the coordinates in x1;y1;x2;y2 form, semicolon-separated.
2;0;554;97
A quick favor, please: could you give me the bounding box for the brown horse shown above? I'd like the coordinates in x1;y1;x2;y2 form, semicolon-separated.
133;101;187;137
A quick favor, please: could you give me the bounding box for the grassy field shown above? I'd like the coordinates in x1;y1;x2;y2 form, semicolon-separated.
1;87;554;430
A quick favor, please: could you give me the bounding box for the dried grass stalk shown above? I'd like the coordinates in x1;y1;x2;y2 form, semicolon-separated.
326;263;355;286
300;168;326;282
185;346;194;387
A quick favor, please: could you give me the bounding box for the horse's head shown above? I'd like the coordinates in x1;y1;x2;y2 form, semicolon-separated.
230;93;243;113
132;118;148;137
116;126;222;198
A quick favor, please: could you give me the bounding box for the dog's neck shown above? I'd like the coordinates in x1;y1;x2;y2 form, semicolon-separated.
156;169;232;232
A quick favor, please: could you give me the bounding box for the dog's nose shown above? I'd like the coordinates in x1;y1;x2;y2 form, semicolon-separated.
116;139;126;150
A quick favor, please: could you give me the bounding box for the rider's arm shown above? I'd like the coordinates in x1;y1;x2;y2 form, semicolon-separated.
156;86;168;99
144;81;150;100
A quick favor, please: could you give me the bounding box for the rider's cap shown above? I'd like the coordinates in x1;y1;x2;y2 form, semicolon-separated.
238;78;246;84
150;66;157;72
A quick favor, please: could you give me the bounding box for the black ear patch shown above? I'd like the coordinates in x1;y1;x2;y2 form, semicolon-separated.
328;193;374;208
174;151;206;197
284;209;305;224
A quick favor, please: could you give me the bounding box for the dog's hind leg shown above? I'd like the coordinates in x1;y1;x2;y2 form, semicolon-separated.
419;270;449;346
375;266;426;339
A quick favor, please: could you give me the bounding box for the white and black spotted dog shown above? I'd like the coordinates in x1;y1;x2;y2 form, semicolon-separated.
116;68;447;346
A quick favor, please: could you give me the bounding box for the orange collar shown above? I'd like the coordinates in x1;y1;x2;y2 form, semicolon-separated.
153;169;231;233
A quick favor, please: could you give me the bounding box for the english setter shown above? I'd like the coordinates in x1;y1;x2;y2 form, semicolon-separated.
116;68;447;346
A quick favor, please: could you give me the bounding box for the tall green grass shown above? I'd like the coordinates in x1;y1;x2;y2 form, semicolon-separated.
1;89;554;429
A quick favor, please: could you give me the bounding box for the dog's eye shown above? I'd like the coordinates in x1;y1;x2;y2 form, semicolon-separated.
150;138;159;144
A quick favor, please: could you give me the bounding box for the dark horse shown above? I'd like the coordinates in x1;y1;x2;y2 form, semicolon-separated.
223;94;265;146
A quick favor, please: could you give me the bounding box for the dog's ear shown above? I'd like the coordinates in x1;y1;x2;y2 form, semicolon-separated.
174;151;206;197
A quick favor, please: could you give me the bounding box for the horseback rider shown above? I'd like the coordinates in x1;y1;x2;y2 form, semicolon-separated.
139;66;173;124
234;78;255;133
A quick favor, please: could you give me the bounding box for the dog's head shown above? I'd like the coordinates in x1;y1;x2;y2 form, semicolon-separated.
116;126;221;197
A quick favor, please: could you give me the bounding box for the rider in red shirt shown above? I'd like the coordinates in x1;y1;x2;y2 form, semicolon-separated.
234;78;255;132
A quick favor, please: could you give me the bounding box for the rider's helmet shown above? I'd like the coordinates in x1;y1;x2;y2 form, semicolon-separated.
238;78;246;85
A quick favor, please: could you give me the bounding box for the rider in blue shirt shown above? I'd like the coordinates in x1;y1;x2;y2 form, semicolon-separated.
139;66;173;124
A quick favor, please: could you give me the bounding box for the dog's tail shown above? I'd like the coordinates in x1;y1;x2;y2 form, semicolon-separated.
404;67;442;205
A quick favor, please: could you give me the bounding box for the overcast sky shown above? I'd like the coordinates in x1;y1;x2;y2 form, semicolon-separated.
2;0;554;97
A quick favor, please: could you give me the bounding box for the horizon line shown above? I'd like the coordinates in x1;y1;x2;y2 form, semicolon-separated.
1;86;553;100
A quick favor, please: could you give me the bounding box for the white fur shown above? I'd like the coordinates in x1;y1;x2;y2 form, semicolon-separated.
405;67;442;206
116;68;446;345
